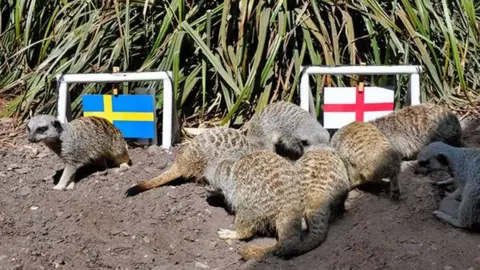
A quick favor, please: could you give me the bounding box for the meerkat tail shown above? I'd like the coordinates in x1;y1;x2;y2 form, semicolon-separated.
250;204;330;260
125;163;183;196
240;243;277;261
241;213;309;261
292;205;330;254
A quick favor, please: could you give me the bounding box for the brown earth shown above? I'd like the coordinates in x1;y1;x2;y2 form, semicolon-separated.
1;117;480;270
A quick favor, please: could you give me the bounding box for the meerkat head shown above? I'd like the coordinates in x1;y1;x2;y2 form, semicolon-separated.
296;121;330;146
27;114;63;143
415;142;450;175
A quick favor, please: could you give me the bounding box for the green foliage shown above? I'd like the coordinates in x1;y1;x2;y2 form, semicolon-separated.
1;0;479;125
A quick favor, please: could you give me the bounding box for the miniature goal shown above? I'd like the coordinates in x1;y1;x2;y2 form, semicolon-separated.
299;65;423;119
55;71;174;149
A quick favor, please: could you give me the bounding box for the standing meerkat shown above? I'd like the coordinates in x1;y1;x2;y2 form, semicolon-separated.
243;101;330;160
416;142;480;230
205;150;331;261
330;121;402;200
27;114;131;190
369;103;463;160
125;128;261;196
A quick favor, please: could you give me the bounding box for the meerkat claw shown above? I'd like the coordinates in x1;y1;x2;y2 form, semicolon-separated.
217;229;239;240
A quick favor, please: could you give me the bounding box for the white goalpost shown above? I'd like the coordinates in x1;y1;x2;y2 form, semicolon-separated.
55;71;174;149
299;65;423;118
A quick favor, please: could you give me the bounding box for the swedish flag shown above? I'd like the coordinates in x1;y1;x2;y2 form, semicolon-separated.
82;94;156;139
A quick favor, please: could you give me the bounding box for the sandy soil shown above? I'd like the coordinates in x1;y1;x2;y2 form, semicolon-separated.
1;117;480;270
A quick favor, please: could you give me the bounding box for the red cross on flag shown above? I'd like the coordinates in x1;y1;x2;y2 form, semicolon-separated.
322;86;394;129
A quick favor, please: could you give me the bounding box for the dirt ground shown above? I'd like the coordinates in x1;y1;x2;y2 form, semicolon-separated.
1;117;480;270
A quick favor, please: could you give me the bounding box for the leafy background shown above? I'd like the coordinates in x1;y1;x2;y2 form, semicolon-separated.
1;0;479;128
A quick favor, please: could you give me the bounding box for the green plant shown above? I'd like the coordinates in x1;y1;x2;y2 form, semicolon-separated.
1;0;479;126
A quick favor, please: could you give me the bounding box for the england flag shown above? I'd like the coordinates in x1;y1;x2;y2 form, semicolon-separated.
323;86;394;129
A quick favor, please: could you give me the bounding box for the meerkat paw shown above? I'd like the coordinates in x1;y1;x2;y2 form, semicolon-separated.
217;229;239;240
52;184;67;191
66;182;76;190
390;190;402;201
432;210;464;228
114;163;130;174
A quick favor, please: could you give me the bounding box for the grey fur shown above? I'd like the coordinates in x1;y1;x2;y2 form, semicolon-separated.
244;101;330;160
27;114;130;190
416;142;480;230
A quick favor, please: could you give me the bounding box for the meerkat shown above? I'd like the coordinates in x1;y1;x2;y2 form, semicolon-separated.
368;103;463;160
293;144;351;244
416;142;480;230
204;149;334;261
125;127;261;196
330;121;402;200
243;101;330;160
27;114;131;190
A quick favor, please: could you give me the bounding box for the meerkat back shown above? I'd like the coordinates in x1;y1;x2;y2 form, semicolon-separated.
206;150;311;260
125;127;259;196
330;121;402;200
244;101;330;160
296;147;350;222
369;103;463;160
62;116;129;166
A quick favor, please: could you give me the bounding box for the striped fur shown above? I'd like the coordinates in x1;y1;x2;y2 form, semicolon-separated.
330;121;402;200
369;103;463;160
205;149;348;261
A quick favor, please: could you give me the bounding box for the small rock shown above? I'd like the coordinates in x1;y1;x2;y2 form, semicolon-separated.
19;186;31;196
209;241;217;250
15;167;30;174
30;206;39;210
53;260;65;268
184;235;195;242
143;236;151;243
7;164;20;171
147;145;162;155
37;151;49;159
0;255;6;261
195;261;209;269
156;159;169;169
444;266;453;270
467;267;474;270
95;170;108;176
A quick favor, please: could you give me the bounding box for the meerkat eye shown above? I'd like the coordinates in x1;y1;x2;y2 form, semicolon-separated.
37;126;48;133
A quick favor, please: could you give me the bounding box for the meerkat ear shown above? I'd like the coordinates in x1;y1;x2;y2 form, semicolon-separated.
52;120;63;132
436;154;448;166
